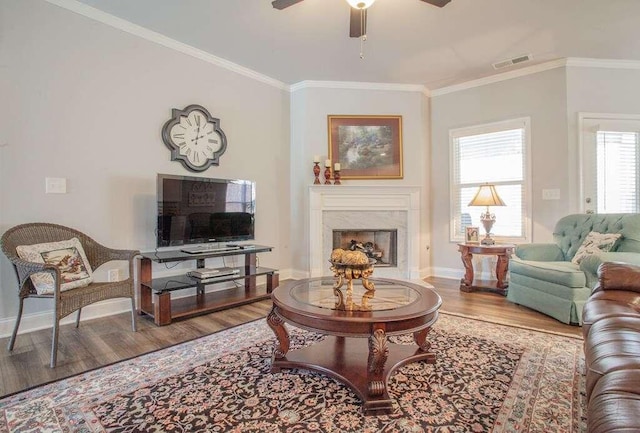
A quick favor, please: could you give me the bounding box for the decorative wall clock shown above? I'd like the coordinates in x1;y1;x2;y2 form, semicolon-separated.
161;104;227;172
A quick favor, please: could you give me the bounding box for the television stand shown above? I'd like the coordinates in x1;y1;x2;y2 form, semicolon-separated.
139;245;278;326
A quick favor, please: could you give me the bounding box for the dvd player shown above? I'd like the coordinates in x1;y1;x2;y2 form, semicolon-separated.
187;267;240;279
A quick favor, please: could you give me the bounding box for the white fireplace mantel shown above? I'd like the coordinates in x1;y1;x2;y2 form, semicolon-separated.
309;185;421;279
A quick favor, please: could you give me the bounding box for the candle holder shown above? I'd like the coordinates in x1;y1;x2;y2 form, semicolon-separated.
333;169;341;185
313;162;321;185
324;166;332;185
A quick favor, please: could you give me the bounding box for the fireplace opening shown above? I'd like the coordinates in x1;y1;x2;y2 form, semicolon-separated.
332;229;398;267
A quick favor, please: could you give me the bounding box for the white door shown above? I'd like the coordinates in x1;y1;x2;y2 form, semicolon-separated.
579;114;640;214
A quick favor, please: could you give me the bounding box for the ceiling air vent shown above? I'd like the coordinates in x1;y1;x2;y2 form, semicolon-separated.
492;54;533;70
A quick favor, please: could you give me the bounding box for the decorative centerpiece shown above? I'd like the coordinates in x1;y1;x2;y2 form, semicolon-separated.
329;248;375;310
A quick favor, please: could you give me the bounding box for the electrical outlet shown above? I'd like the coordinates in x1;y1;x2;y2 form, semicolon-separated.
107;269;119;282
542;189;560;200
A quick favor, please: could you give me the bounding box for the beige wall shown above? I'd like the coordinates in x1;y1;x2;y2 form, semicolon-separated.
430;68;569;276
0;0;291;327
289;86;430;276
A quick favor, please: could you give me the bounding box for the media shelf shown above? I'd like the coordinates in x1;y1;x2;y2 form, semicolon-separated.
139;245;278;326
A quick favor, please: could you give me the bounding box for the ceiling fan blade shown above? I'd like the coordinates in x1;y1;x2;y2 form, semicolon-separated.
271;0;304;10
349;7;367;38
420;0;452;7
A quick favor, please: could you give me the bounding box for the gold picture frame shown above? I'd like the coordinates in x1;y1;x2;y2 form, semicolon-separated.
328;115;403;179
465;226;480;243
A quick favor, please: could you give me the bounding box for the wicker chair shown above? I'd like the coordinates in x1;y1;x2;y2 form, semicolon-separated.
0;223;139;367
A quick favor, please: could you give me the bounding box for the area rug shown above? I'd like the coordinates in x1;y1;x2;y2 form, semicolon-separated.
0;313;586;432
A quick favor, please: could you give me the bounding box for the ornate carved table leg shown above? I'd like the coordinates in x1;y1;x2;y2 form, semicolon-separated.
413;326;437;363
367;328;389;397
495;252;511;290
267;306;289;370
459;245;474;291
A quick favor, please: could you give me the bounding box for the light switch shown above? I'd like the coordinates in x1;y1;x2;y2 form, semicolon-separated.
45;177;67;194
542;189;560;200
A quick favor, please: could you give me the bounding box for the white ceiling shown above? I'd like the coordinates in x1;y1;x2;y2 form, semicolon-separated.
74;0;640;90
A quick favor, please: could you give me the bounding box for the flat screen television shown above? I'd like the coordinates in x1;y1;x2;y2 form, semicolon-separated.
157;174;255;247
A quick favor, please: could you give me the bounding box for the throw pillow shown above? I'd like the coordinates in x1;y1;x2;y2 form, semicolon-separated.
571;231;622;265
16;238;94;295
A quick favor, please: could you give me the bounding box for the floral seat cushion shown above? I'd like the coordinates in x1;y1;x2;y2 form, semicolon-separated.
16;238;93;295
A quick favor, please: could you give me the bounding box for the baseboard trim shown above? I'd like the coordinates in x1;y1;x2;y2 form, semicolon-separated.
277;268;294;281
0;267;495;337
0;270;294;338
431;266;495;281
0;298;133;338
431;267;463;280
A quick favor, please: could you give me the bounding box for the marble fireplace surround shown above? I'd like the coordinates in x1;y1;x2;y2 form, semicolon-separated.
309;185;421;279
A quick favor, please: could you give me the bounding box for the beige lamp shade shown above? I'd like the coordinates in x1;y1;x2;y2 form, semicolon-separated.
468;184;506;207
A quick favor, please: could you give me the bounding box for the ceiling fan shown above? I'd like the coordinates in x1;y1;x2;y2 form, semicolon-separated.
271;0;452;38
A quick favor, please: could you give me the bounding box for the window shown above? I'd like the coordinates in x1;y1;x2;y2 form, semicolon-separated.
597;131;638;212
580;114;640;214
450;118;531;242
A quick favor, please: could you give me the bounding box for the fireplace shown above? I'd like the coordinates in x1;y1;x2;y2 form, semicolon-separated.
309;185;421;279
332;229;398;267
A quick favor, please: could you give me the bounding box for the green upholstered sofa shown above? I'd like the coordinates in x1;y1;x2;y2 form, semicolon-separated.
507;213;640;325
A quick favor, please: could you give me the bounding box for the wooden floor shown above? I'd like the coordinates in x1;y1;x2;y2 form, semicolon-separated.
0;276;582;397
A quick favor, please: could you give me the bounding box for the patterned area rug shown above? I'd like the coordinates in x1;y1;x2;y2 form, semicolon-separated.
0;313;586;432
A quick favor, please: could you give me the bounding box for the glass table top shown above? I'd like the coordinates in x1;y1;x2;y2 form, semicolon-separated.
289;278;421;312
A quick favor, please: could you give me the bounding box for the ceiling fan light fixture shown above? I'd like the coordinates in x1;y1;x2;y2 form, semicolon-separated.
346;0;375;9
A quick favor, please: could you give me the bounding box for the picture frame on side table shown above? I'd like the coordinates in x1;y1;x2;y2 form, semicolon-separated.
328;115;403;179
465;226;480;243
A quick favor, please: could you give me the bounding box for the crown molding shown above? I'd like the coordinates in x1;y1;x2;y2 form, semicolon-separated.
431;58;568;96
44;0;288;90
565;57;640;69
290;80;429;95
432;57;640;97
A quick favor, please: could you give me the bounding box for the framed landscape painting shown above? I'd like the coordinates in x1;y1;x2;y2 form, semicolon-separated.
328;115;403;179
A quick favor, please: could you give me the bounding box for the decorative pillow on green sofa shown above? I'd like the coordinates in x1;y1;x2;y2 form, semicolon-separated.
571;231;622;265
16;238;93;295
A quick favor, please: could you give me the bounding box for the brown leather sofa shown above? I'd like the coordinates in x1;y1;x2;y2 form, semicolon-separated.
582;262;640;433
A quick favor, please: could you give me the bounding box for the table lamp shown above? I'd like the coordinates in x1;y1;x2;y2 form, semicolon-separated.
468;183;506;245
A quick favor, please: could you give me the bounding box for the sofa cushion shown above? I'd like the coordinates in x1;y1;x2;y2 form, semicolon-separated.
510;258;586;288
16;238;93;295
571;231;621;265
582;289;640;337
583;316;640;398
588;369;640;433
596;262;640;293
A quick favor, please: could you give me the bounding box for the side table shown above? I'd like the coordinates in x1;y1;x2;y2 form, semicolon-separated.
457;243;515;295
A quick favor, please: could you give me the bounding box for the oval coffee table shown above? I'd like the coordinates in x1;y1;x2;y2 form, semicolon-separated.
267;277;441;415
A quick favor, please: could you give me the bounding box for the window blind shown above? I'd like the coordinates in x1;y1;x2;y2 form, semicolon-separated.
596;131;639;213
